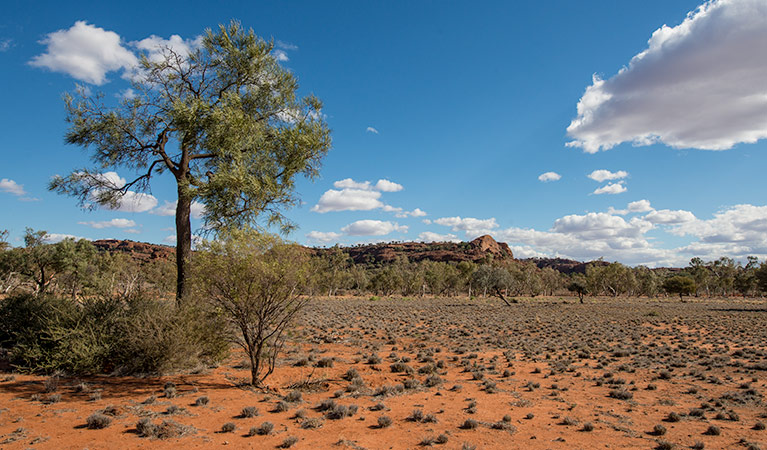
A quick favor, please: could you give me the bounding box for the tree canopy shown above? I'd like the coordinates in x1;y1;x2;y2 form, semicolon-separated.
50;21;331;299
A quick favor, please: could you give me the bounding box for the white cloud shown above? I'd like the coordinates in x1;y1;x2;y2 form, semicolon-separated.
0;39;13;52
0;178;26;196
151;200;206;219
375;179;403;192
341;220;408;236
163;234;202;246
312;189;383;213
552;212;652;240
82;171;158;213
417;232;461;243
78;218;137;229
567;0;767;152
45;233;89;243
434;216;499;238
628;199;653;213
306;231;342;244
366;126;379;134
276;40;298;51
396;208;427;218
538;171;561;182
593;182;627;195
273;49;289;62
118;88;136;100
587;169;628;182
30;21;137;85
435;203;767;267
133;34;201;63
312;178;405;213
333;178;372;190
644;209;696;224
113;191;158;213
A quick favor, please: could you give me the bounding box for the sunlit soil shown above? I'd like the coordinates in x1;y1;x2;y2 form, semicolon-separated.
2;296;767;449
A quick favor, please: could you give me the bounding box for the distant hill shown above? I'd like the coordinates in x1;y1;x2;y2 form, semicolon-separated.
523;257;607;274
92;239;175;263
313;235;515;265
91;235;516;266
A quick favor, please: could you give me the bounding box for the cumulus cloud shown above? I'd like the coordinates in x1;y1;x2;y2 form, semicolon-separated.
434;216;498;238
30;21;137;84
312;178;404;213
163;234;202;246
112;191;158;212
587;169;628;182
333;178;372;190
0;178;26;196
79;171;158;212
397;208;427;218
628;199;653;213
567;0;767;152
45;233;89;243
312;189;383;213
375;179;403;192
538;172;561;182
272;49;289;62
133;34;200;62
151;200;206;219
417;232;461;243
366;127;379;134
593;182;627;195
341;220;408;236
644;209;696;224
440;202;767;266
306;231;342;244
78;218;137;229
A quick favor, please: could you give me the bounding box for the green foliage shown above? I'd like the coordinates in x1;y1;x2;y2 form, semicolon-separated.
662;275;696;300
0;293;227;375
193;229;309;386
567;277;588;302
50;21;331;299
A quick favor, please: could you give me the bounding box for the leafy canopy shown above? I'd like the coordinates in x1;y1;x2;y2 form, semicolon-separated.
50;21;331;234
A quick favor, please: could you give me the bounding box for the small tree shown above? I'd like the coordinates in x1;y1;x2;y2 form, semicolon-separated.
567;277;588;303
50;21;331;301
663;275;696;301
194;230;308;386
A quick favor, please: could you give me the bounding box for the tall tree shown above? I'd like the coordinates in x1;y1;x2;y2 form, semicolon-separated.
50;22;331;300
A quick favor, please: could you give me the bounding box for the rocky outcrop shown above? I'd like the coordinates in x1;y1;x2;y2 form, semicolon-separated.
91;235;515;266
92;239;174;263
315;235;513;265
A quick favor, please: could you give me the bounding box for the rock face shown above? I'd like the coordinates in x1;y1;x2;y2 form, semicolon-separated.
92;235;515;267
92;239;174;263
317;235;513;265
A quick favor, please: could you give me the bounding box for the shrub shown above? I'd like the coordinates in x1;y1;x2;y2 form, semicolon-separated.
0;293;228;375
254;422;274;435
194;232;310;386
703;425;721;436
239;406;258;418
86;413;112;429
377;415;393;428
460;418;479;430
279;436;299;448
221;422;236;433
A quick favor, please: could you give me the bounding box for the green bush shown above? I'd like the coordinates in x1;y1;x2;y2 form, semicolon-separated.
0;293;228;375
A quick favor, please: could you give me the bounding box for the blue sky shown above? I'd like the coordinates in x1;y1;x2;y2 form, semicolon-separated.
2;0;767;267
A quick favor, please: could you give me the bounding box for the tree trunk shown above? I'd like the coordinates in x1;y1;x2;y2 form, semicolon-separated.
175;187;192;302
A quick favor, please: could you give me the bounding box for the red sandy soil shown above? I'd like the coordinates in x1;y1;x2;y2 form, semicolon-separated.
2;297;767;449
